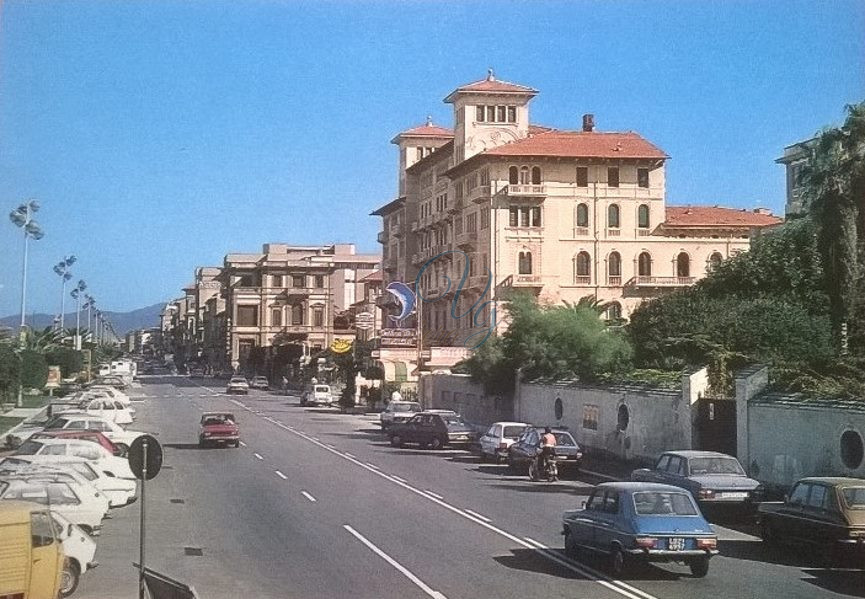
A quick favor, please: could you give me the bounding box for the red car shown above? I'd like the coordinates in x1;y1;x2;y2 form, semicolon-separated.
199;412;240;448
31;429;122;456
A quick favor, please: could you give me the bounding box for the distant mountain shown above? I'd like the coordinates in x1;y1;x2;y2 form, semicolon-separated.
0;302;165;336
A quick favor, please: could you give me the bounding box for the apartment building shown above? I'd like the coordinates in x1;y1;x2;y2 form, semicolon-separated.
776;138;816;218
219;243;379;371
373;71;782;350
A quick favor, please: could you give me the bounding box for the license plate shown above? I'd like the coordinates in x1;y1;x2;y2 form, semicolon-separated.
668;537;685;551
719;492;748;499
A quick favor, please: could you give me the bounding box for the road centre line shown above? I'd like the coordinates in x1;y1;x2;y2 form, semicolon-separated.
463;509;491;523
343;525;447;599
425;491;443;500
301;491;317;502
250;411;661;599
275;470;288;480
365;462;381;470
253;453;264;460
239;441;247;447
390;475;407;483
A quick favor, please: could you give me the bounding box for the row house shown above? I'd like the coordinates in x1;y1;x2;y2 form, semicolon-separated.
373;71;782;353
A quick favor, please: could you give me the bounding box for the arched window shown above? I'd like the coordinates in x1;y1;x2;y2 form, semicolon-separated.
608;204;620;229
575;252;591;283
606;302;622;321
518;251;532;275
576;203;589;228
608;252;621;285
519;166;530;184
509;166;519;184
638;252;652;277
677;252;691;278
638;204;650;229
531;166;542;185
708;252;723;271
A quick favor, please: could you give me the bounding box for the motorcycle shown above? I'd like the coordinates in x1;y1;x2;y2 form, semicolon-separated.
529;446;558;482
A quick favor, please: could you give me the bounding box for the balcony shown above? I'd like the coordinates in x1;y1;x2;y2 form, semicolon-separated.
466;185;491;204
456;231;478;250
377;231;387;244
410;221;419;233
573;227;589;237
637;228;652;237
505;184;547;197
383;257;399;272
467;274;491;290
626;276;695;287
606;229;621;237
512;274;543;287
574;276;591;286
607;276;622;287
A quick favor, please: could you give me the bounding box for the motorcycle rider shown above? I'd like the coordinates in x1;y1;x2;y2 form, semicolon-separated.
537;427;557;477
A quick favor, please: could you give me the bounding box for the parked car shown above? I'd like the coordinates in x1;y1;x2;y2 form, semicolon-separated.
31;430;121;456
301;384;332;406
92;375;128;390
0;474;106;536
387;411;475;450
758;476;865;561
87;385;135;412
479;421;529;462
199;412;240;448
51;509;98;597
58;398;134;426
562;482;718;577
0;468;110;518
508;427;583;473
0;501;64;599
379;401;422;430
226;376;249;395
15;438;136;480
188;367;206;378
631;451;762;508
250;376;270;390
0;455;137;508
40;413;146;455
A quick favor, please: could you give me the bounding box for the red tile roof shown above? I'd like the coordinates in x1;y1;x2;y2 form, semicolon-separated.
360;270;383;282
483;130;668;160
391;122;453;143
663;206;783;228
444;72;538;102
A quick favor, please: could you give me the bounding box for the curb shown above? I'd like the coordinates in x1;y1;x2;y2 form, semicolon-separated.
1;405;52;447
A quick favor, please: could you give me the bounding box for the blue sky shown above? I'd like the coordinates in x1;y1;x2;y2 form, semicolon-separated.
1;0;862;317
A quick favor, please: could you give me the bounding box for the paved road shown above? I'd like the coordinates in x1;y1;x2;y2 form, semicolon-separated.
76;376;865;599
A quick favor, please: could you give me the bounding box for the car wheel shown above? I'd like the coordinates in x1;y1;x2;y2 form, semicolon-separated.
115;442;129;456
390;435;403;448
429;437;444;450
608;546;626;576
60;558;80;597
760;521;778;546
233;440;240;448
198;437;207;449
689;556;709;578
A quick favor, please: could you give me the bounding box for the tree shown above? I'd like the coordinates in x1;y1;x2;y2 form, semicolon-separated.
19;350;48;390
44;347;83;378
0;344;20;404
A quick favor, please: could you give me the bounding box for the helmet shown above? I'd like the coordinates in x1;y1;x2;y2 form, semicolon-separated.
544;427;552;434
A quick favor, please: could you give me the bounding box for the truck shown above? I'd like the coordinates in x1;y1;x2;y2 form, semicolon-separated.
0;500;64;599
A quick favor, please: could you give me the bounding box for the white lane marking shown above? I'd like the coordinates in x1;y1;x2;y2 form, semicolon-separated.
253;453;263;460
344;525;447;599
578;468;619;481
301;491;317;502
425;491;443;500
391;475;407;483
713;524;761;542
229;399;246;408
463;509;491;523
344;452;356;459
365;462;380;470
239;441;247;447
275;470;287;480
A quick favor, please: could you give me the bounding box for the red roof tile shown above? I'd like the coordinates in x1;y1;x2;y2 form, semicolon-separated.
444;72;538;102
360;270;383;282
663;206;783;228
391;122;453;143
483;130;668;160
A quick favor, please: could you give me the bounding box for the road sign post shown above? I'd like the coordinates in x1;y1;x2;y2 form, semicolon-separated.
128;434;163;599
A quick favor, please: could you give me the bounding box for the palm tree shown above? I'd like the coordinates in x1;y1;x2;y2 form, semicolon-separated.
19;327;63;352
802;102;865;353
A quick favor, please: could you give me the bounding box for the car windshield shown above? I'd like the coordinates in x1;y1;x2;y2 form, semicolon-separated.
553;432;576;446
688;457;745;476
442;415;467;425
1;481;80;505
502;426;526;439
315;386;330;393
45;418;68;430
633;491;699;516
230;378;247;383
391;402;420;412
16;440;44;455
204;415;234;426
841;486;865;509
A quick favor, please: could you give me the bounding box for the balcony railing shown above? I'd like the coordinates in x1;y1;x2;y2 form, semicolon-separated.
606;229;621;237
505;184;547;197
627;276;695;287
637;228;652;236
607;276;622;286
410;221;419;233
456;231;477;249
574;276;591;285
466;185;491;204
573;227;589;237
513;274;543;286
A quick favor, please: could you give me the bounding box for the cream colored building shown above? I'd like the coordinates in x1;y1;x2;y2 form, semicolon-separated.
374;72;782;349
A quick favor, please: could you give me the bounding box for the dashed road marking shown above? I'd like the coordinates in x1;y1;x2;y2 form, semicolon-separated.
463;509;491;523
239;441;247;447
391;475;407;483
301;491;317;502
253;453;263;460
275;470;287;480
425;491;443;500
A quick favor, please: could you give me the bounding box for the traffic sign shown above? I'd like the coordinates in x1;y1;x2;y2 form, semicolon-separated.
128;435;163;481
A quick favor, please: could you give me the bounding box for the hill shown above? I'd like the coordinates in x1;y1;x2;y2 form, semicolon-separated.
0;302;165;336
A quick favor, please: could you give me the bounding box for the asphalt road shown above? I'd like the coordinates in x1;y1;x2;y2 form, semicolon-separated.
76;376;865;599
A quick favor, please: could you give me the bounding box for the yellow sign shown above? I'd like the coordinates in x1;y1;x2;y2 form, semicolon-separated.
330;339;353;354
46;366;62;389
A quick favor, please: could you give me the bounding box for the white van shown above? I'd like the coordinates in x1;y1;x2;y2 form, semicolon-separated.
301;384;332;406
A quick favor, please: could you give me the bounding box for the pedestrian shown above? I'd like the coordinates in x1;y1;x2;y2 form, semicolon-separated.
282;375;288;395
391;389;402;403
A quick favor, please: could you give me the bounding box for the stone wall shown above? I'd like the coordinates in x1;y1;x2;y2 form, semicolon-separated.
419;373;513;430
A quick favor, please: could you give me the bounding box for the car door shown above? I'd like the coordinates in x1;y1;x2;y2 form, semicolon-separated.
592;490;624;551
663;456;686;489
647;454;671;483
30;509;64;599
568;489;604;550
481;425;499;455
802;483;838;547
778;481;810;541
519;430;539;464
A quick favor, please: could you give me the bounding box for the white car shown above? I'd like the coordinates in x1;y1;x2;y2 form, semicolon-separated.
15;438;136;480
479;421;530;462
51;510;98;597
60;397;134;426
380;401;422;430
40;413;147;454
0;456;137;508
86;386;136;415
0;474;106;535
0;468;110;518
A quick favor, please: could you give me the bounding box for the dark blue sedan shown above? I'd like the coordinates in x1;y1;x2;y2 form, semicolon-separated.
562;482;719;577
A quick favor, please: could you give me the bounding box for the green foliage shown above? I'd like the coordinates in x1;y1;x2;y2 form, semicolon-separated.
44;347;84;378
19;350;48;390
598;368;684;390
463;295;633;394
0;344;20;403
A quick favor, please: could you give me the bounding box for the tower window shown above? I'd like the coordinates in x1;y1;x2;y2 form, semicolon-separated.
608;167;620;188
507;106;516;122
638;168;650;188
476;106;485;122
576;167;588;187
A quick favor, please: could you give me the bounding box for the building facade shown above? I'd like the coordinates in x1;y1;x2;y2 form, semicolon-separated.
776;138;816;218
373;72;783;351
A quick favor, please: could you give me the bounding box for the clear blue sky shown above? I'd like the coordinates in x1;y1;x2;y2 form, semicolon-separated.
1;0;862;317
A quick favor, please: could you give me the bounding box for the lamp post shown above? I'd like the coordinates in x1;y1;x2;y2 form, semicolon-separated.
95;310;101;346
52;255;76;333
70;280;87;351
8;200;44;333
84;295;94;344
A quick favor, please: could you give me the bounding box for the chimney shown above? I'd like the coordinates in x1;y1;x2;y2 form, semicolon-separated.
582;113;595;132
753;207;772;215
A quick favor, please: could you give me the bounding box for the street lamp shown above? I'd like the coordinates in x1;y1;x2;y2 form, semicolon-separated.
8;200;44;331
52;255;76;332
70;280;87;350
84;295;95;344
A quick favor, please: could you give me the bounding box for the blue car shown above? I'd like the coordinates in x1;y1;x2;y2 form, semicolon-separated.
562;482;719;577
